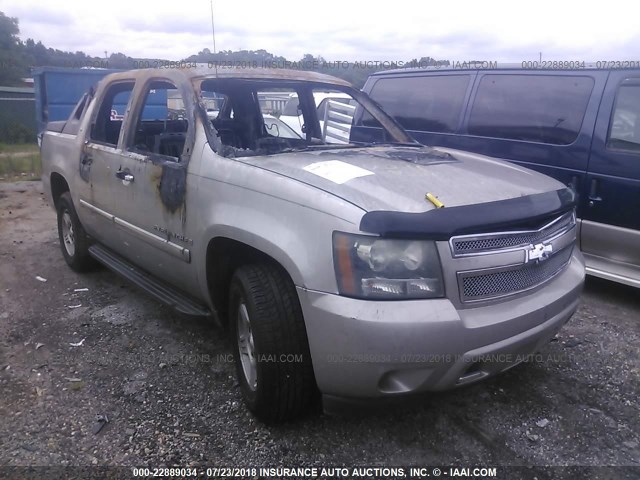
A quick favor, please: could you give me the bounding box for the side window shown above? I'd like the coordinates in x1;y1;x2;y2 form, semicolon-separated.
608;83;640;153
468;75;594;145
91;82;134;146
129;81;189;161
363;75;470;133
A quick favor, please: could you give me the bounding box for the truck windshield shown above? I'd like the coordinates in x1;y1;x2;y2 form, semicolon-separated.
198;79;416;157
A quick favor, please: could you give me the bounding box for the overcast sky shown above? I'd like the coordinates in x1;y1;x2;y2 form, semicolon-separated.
1;0;638;63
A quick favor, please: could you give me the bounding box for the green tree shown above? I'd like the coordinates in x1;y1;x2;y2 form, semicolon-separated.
0;12;26;85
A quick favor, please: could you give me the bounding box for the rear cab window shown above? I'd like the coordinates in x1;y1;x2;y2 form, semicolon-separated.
468;74;594;145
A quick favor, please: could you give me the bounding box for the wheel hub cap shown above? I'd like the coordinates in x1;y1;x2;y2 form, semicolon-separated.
237;302;257;391
61;211;75;257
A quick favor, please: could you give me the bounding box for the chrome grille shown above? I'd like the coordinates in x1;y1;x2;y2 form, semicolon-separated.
459;246;573;302
451;212;575;256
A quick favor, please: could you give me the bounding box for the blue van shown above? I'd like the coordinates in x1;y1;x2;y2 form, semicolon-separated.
358;66;640;288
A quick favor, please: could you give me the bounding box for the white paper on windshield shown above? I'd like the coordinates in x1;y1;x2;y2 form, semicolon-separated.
303;160;374;184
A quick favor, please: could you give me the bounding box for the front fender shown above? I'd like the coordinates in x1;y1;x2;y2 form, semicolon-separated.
192;176;364;304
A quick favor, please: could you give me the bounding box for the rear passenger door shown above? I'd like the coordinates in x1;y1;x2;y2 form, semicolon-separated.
112;79;198;291
582;73;640;273
78;81;135;250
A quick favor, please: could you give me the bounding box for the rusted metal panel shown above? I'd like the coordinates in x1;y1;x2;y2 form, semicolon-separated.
100;67;353;86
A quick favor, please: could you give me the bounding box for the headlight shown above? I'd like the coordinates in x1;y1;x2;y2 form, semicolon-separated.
333;232;444;299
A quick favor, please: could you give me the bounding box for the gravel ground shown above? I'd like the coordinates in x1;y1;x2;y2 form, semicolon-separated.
0;181;638;479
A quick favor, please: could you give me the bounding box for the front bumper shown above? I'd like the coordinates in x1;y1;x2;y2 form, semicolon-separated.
297;250;584;400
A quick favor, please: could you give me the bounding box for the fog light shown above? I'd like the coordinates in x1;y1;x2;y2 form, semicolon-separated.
361;278;440;298
406;278;440;295
362;278;404;297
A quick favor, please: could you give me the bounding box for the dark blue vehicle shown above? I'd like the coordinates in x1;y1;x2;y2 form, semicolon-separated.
359;66;640;288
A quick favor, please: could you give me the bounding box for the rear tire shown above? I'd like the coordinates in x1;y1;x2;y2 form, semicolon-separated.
229;263;317;422
56;192;94;272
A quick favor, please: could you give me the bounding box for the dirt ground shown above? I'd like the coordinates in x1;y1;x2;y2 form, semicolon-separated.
0;181;638;479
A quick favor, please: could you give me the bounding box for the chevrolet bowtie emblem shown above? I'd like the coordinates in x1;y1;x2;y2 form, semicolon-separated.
527;243;553;263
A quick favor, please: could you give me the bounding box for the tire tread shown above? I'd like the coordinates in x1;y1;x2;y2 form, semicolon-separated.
230;263;317;422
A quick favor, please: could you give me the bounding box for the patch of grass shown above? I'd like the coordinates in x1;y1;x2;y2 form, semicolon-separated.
0;153;42;181
0;143;39;154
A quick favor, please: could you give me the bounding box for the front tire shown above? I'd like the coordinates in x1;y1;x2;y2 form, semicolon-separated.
229;264;317;422
56;192;94;272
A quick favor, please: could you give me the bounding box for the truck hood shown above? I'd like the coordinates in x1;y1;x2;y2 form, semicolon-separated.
238;145;564;213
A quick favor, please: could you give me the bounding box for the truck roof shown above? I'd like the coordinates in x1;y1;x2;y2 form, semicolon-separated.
102;66;353;87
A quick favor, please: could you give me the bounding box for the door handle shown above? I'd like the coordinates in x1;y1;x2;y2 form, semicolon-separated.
588;179;602;207
115;170;134;182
